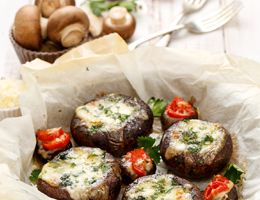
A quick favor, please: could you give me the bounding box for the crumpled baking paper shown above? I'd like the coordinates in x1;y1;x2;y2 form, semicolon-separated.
1;33;260;199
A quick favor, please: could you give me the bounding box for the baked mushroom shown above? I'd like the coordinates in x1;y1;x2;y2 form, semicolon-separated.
13;5;48;50
37;147;122;200
35;0;75;18
204;175;238;200
47;6;89;48
122;174;203;200
160;119;233;179
120;148;156;182
36;127;72;161
70;93;153;157
161;96;198;131
103;6;136;40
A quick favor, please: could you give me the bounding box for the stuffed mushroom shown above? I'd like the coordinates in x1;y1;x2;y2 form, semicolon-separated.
122;174;203;200
204;175;238;200
161;96;198;131
37;147;121;200
36;127;72;161
70;93;153;156
160;119;233;179
120;148;156;182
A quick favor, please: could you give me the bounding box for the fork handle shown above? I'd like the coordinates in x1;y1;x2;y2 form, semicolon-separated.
155;13;185;47
128;24;185;50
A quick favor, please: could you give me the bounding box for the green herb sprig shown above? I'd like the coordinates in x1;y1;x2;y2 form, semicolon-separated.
29;169;41;184
147;97;168;117
137;136;160;164
88;0;137;16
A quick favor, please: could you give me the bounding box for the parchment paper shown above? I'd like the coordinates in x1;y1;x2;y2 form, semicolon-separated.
1;33;260;199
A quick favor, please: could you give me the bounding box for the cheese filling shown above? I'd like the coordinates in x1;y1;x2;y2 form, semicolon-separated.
165;120;226;163
76;94;148;134
39;147;112;200
125;175;193;200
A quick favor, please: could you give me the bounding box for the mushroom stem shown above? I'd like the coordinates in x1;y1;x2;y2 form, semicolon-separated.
109;7;127;25
40;17;48;39
60;23;86;48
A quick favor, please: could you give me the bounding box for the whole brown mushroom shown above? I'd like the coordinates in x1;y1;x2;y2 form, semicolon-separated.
103;6;136;40
13;5;48;51
35;0;75;18
47;6;89;48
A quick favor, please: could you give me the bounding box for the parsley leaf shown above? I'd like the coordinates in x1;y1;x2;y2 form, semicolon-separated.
224;164;244;184
88;0;137;16
137;136;160;164
147;97;168;117
29;169;41;184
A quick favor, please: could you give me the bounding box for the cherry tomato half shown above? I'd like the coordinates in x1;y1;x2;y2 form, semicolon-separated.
37;127;63;142
204;175;231;200
166;96;196;119
42;132;70;151
126;148;150;177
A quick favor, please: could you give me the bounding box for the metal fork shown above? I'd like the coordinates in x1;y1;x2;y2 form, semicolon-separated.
129;1;242;50
156;0;208;47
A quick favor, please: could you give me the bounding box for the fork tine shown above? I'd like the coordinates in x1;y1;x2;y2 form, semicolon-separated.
201;1;242;24
201;2;242;31
204;6;242;30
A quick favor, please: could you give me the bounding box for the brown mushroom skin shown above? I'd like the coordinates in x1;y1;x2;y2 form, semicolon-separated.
35;0;75;18
122;174;203;200
227;186;239;200
13;5;42;50
47;6;89;48
103;7;136;40
160;120;233;180
70;94;153;157
37;147;122;200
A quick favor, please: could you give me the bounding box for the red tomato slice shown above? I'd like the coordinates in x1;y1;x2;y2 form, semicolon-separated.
204;175;231;200
42;132;70;151
166;96;196;119
127;148;149;177
37;127;63;142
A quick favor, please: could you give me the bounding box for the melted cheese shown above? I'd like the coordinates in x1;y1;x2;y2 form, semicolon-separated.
39;147;112;200
125;175;192;200
76;94;148;133
165;120;226;163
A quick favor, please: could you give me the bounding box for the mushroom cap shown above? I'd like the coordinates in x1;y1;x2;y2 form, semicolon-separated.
35;0;75;18
47;6;89;47
103;6;136;40
13;5;42;50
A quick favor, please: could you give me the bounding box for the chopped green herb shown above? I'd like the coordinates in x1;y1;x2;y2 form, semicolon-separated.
224;164;244;184
182;130;198;143
98;104;104;110
84;178;97;185
203;135;213;144
87;153;98;159
137;136;160;164
57;151;69;160
118;113;130;122
87;0;137;16
60;174;73;187
29;169;41;184
70;163;76;168
90;123;103;133
147;97;168;117
188;144;201;153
